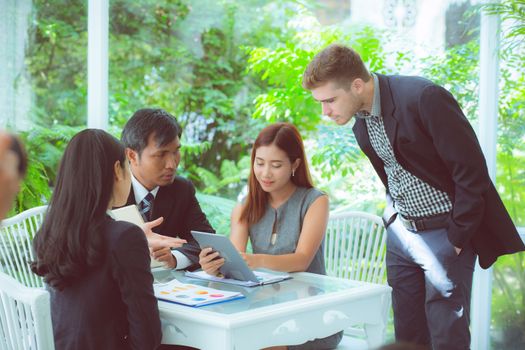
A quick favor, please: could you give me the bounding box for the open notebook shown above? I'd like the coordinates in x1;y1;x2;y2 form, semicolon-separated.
185;269;291;287
110;205;164;268
153;278;244;307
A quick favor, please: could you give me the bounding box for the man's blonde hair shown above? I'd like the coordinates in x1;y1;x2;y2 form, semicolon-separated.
302;44;371;90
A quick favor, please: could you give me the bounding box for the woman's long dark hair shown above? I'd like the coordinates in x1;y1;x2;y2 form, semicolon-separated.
31;129;126;290
239;122;314;225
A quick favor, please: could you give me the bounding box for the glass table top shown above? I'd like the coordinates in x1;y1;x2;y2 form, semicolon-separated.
153;269;361;315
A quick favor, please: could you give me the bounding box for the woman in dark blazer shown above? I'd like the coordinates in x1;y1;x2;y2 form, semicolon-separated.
31;129;162;349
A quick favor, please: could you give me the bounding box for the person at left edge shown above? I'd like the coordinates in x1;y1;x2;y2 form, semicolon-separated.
0;132;27;221
121;108;215;270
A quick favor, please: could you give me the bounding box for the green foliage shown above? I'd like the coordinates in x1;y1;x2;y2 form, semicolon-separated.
497;138;525;227
187;156;250;198
8;125;80;216
196;193;236;236
420;41;480;123
104;0;323;193
492;252;525;349
248;43;319;128
21;0;525;224
247;26;388;130
309;124;362;180
10;158;49;216
25;0;313;196
483;0;525;49
25;1;87;126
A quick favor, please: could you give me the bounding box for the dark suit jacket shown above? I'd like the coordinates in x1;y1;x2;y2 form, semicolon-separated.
126;176;215;268
50;217;162;350
353;73;525;268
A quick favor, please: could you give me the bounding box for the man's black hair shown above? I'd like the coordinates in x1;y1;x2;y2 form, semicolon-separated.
121;108;182;155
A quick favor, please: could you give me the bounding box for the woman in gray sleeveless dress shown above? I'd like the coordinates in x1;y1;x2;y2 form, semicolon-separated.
200;123;342;350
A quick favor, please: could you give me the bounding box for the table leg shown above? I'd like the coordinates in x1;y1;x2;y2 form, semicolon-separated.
364;322;386;348
365;291;391;348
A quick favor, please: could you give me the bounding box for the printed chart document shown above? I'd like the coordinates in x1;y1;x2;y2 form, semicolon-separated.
111;204;163;268
185;269;291;287
154;278;244;307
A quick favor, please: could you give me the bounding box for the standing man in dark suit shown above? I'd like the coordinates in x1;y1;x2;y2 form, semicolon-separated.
302;44;524;350
121;108;215;270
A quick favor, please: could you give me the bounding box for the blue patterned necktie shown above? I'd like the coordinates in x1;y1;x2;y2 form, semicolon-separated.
139;192;154;222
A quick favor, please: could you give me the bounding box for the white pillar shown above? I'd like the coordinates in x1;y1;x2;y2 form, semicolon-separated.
87;0;109;130
0;0;32;130
471;3;500;350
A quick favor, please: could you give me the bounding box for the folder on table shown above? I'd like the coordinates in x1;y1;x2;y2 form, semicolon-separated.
154;278;244;307
111;205;164;268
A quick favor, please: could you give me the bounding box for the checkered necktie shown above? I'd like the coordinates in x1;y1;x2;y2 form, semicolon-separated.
139;192;154;222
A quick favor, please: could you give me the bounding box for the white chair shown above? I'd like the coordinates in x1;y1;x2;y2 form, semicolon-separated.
325;210;389;346
0;206;48;288
325;211;387;284
0;271;55;349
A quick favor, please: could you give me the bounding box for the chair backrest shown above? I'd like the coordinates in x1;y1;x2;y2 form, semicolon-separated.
0;206;48;288
0;271;55;350
324;211;387;284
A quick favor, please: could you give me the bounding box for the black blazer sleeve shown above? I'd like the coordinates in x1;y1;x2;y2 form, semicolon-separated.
111;225;162;350
418;84;491;247
173;181;215;266
153;177;215;269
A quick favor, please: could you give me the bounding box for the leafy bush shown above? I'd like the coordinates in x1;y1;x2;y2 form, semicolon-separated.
8;125;81;217
196;193;236;236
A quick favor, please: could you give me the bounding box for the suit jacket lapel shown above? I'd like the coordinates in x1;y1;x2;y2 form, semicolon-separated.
352;118;373;156
127;185;174;233
152;186;175;232
126;187;135;206
376;74;398;150
353;74;399;157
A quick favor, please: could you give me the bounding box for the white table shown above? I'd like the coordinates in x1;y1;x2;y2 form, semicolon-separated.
153;270;391;349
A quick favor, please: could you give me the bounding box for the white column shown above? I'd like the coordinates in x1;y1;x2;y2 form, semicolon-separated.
0;0;32;130
87;0;109;130
471;3;500;350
